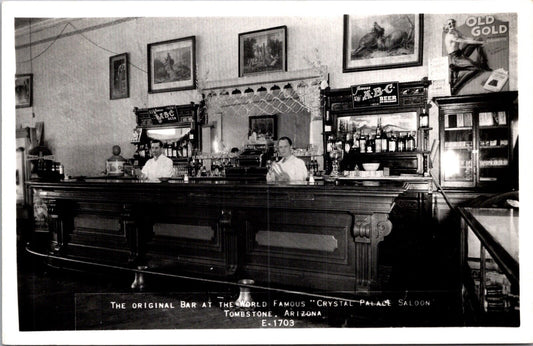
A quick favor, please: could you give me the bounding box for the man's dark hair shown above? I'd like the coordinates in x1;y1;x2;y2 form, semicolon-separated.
150;139;163;147
278;136;292;146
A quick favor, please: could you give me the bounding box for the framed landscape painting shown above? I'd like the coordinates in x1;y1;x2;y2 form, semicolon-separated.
343;14;423;72
15;73;33;108
109;53;129;99
148;36;196;93
239;26;287;77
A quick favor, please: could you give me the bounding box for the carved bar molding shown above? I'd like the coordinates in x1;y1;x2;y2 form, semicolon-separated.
27;180;411;294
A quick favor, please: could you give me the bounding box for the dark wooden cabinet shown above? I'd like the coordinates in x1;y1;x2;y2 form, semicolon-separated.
434;92;518;190
323;79;431;175
131;103;200;175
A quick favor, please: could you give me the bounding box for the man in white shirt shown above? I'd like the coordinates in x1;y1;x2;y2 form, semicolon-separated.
267;136;308;182
140;139;174;181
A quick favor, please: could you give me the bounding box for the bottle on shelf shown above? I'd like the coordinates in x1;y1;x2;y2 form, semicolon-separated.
419;107;429;128
397;132;405;152
366;134;374;153
381;131;388;152
388;132;397;152
359;133;366;153
324;109;332;133
375;118;383;153
406;132;416;151
353;131;360;152
172;142;178;158
375;132;382;153
344;132;352;154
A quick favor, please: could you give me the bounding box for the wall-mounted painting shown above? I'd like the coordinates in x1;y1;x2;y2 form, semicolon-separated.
249;114;277;141
15;73;33;108
148;36;196;93
109;53;129;100
343;14;423;72
239;26;287;77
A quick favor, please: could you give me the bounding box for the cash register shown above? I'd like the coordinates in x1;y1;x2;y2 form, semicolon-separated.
226;144;274;179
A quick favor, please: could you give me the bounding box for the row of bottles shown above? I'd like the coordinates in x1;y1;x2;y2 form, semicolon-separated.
305;159;320;175
187;158;235;177
163;140;194;158
134;138;194;159
327;131;417;154
326;116;418;154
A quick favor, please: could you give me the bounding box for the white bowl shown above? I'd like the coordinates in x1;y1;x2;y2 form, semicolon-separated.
362;163;380;171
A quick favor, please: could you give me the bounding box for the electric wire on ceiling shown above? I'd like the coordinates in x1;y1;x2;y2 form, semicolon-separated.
18;20;146;74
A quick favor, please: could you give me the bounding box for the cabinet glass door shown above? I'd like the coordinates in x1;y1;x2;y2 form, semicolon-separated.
442;112;475;186
478;111;510;185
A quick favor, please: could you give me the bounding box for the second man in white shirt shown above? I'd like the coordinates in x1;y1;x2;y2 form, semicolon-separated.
140;139;174;181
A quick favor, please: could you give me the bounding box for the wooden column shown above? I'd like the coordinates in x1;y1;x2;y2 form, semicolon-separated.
46;198;70;255
352;213;392;289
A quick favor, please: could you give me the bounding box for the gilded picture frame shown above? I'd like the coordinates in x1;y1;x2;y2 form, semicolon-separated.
343;14;423;72
148;36;196;93
239;26;287;77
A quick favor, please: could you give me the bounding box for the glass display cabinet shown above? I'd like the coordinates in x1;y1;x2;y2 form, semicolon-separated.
459;207;519;326
434;92;517;189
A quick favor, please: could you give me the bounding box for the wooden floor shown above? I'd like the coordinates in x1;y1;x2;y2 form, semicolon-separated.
17;242;466;331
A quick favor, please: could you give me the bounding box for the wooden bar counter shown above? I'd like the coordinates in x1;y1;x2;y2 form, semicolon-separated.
27;177;431;294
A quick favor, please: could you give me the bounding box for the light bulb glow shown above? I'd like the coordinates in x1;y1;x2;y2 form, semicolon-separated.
443;150;460;178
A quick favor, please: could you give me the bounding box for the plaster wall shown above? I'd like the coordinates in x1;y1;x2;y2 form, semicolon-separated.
15;14;517;176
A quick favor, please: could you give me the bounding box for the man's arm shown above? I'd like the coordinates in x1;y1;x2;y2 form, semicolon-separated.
164;158;174;177
455;37;484;45
140;160;150;180
296;160;309;181
450;31;483;45
268;162;290;182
